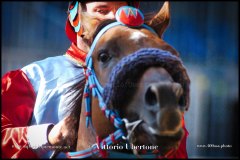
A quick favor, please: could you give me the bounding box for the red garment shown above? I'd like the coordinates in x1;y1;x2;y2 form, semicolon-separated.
1;70;38;158
1;43;86;158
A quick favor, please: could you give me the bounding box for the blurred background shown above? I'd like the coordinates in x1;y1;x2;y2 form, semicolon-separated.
1;1;239;158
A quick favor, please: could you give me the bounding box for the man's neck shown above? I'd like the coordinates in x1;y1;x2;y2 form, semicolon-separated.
66;43;87;66
77;37;90;53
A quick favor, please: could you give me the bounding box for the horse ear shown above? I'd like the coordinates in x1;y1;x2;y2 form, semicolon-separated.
146;1;170;38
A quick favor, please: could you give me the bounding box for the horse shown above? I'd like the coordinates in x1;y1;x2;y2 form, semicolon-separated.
54;2;190;159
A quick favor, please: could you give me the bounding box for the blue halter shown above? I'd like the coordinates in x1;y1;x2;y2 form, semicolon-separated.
84;6;156;129
66;6;158;158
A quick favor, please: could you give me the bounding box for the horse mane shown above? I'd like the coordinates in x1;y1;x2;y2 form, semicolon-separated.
55;73;85;150
65;75;85;118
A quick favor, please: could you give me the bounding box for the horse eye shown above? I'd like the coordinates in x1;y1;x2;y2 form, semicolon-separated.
98;52;111;63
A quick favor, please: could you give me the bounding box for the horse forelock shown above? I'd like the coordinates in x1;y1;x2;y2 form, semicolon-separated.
92;19;117;42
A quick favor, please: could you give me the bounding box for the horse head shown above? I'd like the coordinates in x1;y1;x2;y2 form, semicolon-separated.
67;2;190;158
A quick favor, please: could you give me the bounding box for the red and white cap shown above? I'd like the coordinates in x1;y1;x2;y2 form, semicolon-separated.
65;1;140;43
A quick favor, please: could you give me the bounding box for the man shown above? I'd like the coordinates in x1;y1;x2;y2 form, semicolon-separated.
1;1;188;158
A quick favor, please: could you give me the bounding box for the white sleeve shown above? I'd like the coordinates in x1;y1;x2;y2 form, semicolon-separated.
27;123;54;156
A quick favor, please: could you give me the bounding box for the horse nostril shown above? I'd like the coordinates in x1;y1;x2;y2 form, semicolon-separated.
145;86;158;106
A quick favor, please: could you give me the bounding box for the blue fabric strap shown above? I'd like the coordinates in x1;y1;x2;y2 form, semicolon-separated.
67;129;125;158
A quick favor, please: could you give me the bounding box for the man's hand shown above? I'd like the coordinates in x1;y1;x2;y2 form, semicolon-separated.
47;115;78;151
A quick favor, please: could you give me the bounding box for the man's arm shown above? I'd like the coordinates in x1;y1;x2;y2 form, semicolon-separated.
1;70;50;158
2;69;81;158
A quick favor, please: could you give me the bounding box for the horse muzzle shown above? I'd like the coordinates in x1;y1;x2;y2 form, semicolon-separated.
131;66;185;155
102;48;190;155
